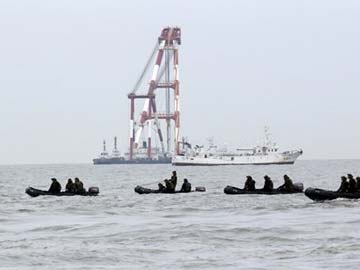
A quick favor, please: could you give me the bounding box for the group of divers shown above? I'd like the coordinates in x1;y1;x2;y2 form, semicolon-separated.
44;171;294;194
336;174;360;193
48;177;87;194
29;171;360;201
154;171;296;193
157;171;192;193
44;172;359;194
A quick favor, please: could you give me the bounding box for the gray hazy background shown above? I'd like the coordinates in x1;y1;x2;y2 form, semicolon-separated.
0;0;359;164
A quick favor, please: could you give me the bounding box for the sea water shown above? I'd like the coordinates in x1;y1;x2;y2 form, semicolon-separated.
1;160;360;269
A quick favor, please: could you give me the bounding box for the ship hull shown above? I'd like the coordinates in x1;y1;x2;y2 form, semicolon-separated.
172;151;302;166
173;161;295;166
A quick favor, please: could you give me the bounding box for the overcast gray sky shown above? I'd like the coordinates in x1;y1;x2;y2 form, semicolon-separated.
0;0;359;164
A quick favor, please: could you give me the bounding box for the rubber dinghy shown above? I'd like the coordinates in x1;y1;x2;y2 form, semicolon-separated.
305;187;360;201
224;183;304;195
25;187;99;197
134;185;206;195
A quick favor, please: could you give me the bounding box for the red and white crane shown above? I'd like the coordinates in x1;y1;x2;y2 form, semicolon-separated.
128;27;181;160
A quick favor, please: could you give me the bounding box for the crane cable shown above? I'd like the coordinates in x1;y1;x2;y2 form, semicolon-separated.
131;41;158;94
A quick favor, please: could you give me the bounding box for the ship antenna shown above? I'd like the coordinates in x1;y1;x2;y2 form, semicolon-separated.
114;136;118;150
264;126;270;145
103;140;106;152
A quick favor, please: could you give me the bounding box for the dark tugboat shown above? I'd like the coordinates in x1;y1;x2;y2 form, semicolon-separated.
93;137;171;165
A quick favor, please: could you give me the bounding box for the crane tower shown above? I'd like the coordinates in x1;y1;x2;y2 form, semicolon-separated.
128;27;181;160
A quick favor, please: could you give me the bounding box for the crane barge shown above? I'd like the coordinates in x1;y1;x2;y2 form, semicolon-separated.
93;27;181;165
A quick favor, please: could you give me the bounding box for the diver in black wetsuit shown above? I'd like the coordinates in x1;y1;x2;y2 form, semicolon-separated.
65;178;75;193
170;171;177;191
244;176;256;191
164;179;175;193
180;178;192;193
356;177;360;191
347;174;356;193
74;178;85;194
278;175;295;192
158;182;166;192
337;176;349;193
263;175;274;192
48;178;61;193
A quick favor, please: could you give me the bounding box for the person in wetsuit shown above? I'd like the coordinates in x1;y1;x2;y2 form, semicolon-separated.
278;175;295;192
164;179;175;193
263;175;274;192
337;176;349;193
170;171;177;191
48;178;61;193
356;176;360;191
347;174;357;193
65;178;75;193
74;177;85;194
180;178;192;193
158;182;166;192
244;176;256;191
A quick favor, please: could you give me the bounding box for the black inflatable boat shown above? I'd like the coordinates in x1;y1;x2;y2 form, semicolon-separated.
305;187;360;201
134;185;206;195
224;183;304;195
25;187;99;197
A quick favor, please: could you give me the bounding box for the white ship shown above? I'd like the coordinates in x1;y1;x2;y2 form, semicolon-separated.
172;128;303;166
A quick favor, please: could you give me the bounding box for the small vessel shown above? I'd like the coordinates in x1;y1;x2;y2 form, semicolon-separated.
224;183;304;195
305;188;360;201
25;187;99;197
93;137;171;165
172;128;303;166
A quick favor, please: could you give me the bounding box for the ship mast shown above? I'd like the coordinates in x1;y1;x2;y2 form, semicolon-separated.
103;140;107;152
100;140;109;158
114;136;118;150
112;136;120;157
264;126;270;146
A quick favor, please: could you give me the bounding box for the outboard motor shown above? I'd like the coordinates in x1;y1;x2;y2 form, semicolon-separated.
293;183;304;192
195;186;206;192
88;186;100;195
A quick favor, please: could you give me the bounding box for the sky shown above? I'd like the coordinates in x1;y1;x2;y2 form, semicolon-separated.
0;0;359;164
